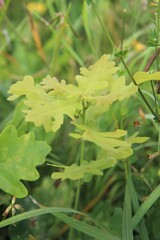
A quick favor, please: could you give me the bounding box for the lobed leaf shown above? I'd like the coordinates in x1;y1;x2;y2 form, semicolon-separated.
71;126;148;161
0;125;51;198
51;159;116;180
76;54;117;95
8;55;137;132
8;75;82;132
76;55;137;118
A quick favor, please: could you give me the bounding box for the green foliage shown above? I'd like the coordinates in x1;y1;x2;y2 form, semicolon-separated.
7;54;148;184
71;126;148;160
0;0;160;239
8;55;137;132
0;125;51;198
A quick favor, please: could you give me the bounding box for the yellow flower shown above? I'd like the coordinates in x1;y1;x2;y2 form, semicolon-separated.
132;40;146;52
27;2;46;14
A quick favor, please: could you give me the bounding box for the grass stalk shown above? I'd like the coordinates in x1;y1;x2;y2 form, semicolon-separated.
90;0;116;50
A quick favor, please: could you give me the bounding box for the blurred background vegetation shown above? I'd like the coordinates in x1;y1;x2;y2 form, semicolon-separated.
0;0;160;239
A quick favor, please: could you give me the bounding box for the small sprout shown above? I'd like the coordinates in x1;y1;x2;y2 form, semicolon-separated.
148;29;160;47
2;196;23;219
114;49;128;58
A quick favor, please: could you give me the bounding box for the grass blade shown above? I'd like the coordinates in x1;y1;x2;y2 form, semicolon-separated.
132;184;160;228
0;207;79;228
122;182;133;240
54;212;120;240
127;165;149;240
0;207;120;240
82;0;94;52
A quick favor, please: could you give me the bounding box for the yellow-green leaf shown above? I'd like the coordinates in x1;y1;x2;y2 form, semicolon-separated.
76;54;117;95
51;159;116;181
133;71;160;85
127;132;149;144
7;76;35;100
71;126;133;160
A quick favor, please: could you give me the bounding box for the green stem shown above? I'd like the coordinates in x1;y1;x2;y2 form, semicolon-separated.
155;47;159;71
69;103;86;239
151;80;159;114
73;140;85;211
158;123;160;153
157;123;160;178
92;0;159;122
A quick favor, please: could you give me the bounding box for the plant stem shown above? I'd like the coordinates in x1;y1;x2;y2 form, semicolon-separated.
151;80;158;114
69;103;86;240
73;140;85;211
144;47;160;72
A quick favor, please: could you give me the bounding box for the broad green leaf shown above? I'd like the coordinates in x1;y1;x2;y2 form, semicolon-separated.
51;159;116;180
133;71;160;85
0;125;51;198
